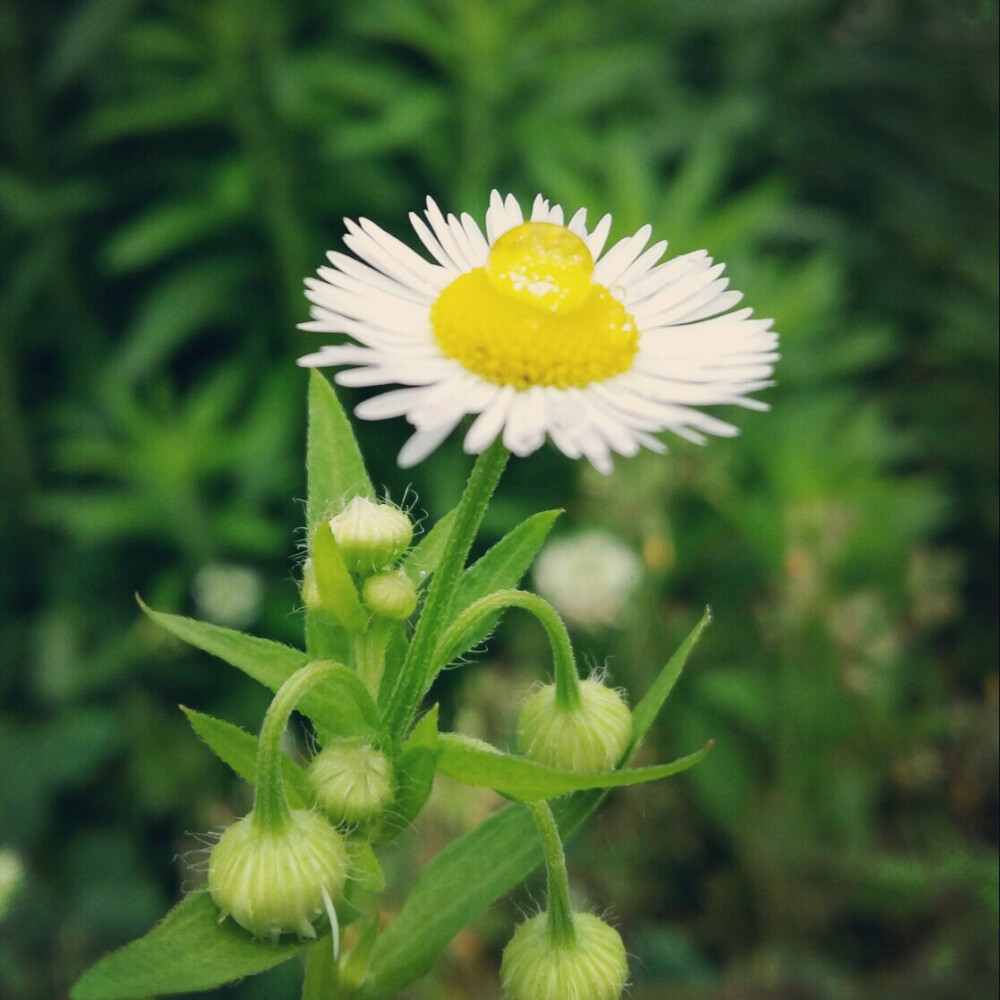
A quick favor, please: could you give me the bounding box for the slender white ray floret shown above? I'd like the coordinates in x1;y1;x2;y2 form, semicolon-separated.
298;191;779;473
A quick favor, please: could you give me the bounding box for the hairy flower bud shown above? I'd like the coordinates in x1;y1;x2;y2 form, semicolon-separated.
308;740;395;827
501;911;628;1000
518;678;632;772
327;497;412;574
362;570;418;620
208;810;349;941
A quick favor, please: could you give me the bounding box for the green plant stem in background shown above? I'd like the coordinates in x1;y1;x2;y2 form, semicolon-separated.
435;588;582;709
527;800;576;947
383;440;509;736
253;660;344;831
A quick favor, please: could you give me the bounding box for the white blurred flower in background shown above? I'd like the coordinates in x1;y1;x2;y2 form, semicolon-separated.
192;563;265;630
533;530;642;628
0;849;24;920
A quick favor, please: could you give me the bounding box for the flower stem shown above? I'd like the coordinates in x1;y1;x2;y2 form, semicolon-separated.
527;800;577;948
384;440;509;735
252;661;344;832
435;589;582;710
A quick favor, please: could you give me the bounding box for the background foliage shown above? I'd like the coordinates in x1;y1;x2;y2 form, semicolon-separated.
1;0;996;998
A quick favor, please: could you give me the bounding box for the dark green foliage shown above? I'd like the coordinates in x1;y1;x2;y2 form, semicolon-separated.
1;0;996;998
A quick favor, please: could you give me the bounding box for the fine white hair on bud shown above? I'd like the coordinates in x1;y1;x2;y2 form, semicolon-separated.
501;911;629;1000
362;570;418;620
308;740;395;827
207;809;349;942
518;678;633;772
326;497;413;575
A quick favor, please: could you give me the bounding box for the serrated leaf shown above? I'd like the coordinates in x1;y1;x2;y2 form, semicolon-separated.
630;607;711;750
376;706;439;843
141;602;377;738
436;733;711;800
307;371;372;535
69;893;302;1000
180;707;312;809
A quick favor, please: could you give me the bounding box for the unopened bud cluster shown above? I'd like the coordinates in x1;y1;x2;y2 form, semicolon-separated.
304;497;418;623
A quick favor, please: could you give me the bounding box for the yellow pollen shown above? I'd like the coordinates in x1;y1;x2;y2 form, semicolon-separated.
431;222;639;390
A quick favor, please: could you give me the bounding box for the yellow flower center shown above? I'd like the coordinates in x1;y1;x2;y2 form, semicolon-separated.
430;222;639;390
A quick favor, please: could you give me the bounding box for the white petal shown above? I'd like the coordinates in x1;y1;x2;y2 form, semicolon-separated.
409;212;461;271
398;420;461;467
460;212;490;264
593;224;653;286
424;198;477;272
485;190;507;244
464;385;514;454
502;388;548;456
355;385;435;420
616;239;669;290
584;214;613;259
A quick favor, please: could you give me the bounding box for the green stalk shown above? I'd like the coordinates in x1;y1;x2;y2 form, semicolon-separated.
252;661;344;832
435;589;582;709
526;801;577;948
383;440;509;735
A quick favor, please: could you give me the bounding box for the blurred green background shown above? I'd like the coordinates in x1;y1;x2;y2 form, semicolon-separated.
1;0;997;998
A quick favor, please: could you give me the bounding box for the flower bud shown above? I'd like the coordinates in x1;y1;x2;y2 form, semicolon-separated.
308;739;395;827
518;678;632;772
362;571;418;620
327;497;412;574
208;809;349;941
501;911;628;1000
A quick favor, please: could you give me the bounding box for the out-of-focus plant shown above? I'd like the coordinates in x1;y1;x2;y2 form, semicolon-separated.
1;0;995;997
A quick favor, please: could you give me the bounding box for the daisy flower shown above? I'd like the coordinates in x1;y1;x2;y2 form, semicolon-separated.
298;191;778;473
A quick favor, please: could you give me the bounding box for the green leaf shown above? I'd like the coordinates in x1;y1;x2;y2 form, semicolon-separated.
307;370;372;535
357;608;714;997
357;793;599;1000
141;602;377;738
180;707;312;809
629;607;711;750
339;913;381;993
69;893;302;1000
451;509;561;617
376;706;439;843
400;507;458;589
436;733;711;800
302;940;339;1000
305;611;353;663
348;839;386;894
311;524;366;631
